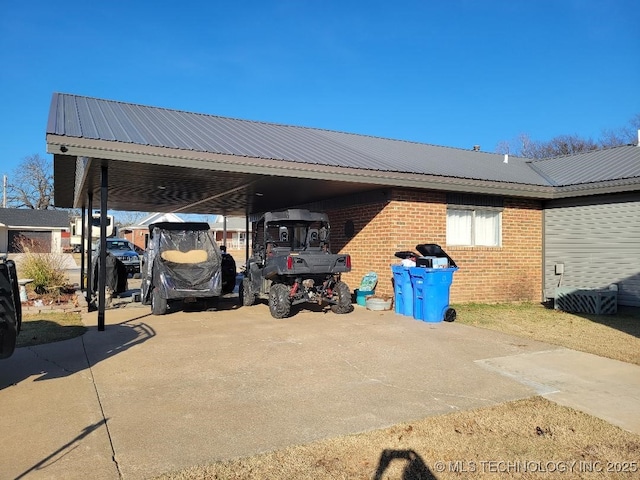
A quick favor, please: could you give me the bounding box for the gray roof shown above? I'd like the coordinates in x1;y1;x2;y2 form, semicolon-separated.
0;208;69;228
47;93;548;186
46;93;640;214
530;145;640;186
210;216;249;231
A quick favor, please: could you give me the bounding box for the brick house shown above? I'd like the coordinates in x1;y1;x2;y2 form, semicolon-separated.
47;94;640;307
119;212;184;252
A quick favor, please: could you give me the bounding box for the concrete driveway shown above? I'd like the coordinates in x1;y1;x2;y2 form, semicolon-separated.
2;297;639;479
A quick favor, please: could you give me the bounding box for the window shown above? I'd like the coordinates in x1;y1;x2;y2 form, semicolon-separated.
446;208;501;246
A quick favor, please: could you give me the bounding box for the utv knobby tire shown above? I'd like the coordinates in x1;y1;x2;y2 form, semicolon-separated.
330;281;353;314
239;277;255;307
151;287;168;315
269;283;291;319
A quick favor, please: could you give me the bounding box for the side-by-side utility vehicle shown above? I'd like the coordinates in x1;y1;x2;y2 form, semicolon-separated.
239;209;353;319
141;222;223;315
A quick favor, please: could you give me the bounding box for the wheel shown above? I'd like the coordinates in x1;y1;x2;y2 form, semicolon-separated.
151;286;167;315
330;281;353;314
205;296;220;311
444;307;456;322
269;283;291;319
239;277;255;307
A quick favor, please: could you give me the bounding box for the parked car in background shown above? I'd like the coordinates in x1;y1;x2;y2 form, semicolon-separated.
97;238;141;277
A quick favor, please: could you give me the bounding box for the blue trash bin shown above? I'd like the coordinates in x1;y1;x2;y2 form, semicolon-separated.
409;267;458;322
391;265;413;316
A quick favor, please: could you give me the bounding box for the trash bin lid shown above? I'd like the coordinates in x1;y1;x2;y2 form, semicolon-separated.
415;244;457;267
394;250;417;259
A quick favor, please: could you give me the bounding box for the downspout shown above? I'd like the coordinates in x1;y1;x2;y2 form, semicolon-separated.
541;206;546;304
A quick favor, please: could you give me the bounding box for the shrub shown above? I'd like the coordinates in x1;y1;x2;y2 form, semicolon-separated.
13;236;67;294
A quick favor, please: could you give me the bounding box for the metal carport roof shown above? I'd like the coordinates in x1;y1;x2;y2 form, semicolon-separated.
47;93;558;215
47;93;640;215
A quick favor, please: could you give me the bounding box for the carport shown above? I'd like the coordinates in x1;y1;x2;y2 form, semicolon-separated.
47;95;398;327
46;93;557;327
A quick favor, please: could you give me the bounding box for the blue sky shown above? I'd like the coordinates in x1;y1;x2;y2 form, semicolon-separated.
1;0;639;179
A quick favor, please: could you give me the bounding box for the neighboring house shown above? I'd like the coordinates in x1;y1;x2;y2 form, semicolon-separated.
209;216;251;250
46;94;640;306
119;212;184;251
0;208;70;254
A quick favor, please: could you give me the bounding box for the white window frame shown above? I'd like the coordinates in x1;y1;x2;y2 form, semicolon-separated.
446;207;502;247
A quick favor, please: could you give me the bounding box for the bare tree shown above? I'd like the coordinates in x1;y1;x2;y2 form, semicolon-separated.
600;113;640;148
7;154;54;209
496;133;598;159
496;113;639;158
113;210;149;228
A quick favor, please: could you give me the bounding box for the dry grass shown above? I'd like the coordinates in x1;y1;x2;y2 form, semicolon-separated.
17;312;86;348
155;304;640;480
157;397;640;479
455;303;640;365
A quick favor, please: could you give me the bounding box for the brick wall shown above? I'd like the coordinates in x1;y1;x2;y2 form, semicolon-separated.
121;228;148;252
328;189;542;303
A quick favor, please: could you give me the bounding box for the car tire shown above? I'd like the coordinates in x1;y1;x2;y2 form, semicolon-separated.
239;277;255;307
330;281;353;314
151;286;167;315
269;283;291;319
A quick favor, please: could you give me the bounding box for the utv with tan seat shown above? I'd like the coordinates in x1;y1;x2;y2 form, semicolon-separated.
141;222;223;315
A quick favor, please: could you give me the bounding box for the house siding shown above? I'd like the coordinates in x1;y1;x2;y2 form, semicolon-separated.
327;189;543;303
544;193;640;307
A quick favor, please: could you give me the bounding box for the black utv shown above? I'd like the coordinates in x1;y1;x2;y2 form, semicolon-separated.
141;222;223;315
239;209;353;318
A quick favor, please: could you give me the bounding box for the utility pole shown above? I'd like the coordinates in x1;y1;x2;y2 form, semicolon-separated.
2;175;6;208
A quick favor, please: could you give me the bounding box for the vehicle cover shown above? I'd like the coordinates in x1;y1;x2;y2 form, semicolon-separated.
141;222;222;314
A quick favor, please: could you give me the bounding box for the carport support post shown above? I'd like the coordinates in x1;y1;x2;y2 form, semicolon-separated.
97;166;108;331
86;192;94;306
245;215;250;262
223;215;227;249
79;204;86;290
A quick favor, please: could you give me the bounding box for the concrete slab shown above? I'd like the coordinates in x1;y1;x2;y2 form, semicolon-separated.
2;298;638;479
477;349;640;435
0;339;119;480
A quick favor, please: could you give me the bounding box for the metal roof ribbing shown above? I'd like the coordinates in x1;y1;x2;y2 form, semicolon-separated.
48;94;640;189
48;93;555;186
314;129;549;185
529;145;640;186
